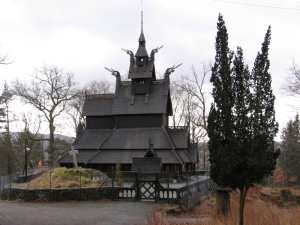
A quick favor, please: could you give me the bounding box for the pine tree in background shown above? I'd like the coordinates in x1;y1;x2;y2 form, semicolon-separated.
207;13;234;216
0;81;14;174
279;113;300;186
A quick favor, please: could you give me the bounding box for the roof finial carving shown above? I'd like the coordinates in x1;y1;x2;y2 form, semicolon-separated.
104;67;120;77
150;46;164;61
164;63;183;78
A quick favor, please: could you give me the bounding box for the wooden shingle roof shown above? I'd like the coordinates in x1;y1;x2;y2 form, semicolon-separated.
57;150;98;164
73;129;114;149
82;82;171;116
101;127;172;150
132;158;162;173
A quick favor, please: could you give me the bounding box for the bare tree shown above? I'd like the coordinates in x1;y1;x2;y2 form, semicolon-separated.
65;79;114;136
0;45;12;65
281;61;300;100
12;65;80;166
172;62;211;170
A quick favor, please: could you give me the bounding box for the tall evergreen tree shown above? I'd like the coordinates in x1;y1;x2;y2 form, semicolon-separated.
231;46;253;225
250;26;279;186
207;13;234;216
208;16;279;225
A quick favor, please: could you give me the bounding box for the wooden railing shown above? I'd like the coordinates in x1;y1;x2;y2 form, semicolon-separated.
115;177;210;203
117;187;136;199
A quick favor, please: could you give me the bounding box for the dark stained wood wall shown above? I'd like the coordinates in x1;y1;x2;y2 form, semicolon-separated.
86;116;115;129
116;114;162;128
86;114;163;129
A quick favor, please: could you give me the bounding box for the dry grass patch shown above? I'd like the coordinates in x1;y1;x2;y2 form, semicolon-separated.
147;185;300;225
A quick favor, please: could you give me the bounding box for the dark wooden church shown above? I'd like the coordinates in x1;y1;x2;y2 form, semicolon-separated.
57;19;198;175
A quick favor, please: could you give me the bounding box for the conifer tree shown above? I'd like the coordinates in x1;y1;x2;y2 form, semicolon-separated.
231;46;254;225
207;13;234;216
0;82;14;174
279;114;300;185
208;17;279;225
250;26;279;185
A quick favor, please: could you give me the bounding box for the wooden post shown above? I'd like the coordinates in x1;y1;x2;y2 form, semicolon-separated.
138;168;141;201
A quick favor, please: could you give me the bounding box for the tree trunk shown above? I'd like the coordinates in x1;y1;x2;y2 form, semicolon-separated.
239;186;249;225
216;190;230;216
49;120;55;167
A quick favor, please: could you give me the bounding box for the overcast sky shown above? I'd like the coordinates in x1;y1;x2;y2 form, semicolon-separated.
0;0;299;139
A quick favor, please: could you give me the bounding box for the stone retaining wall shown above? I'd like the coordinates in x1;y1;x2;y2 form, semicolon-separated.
9;187;119;202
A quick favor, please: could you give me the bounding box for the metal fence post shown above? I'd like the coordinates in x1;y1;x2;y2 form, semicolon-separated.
186;173;189;213
111;166;114;200
50;172;52;202
80;171;82;189
79;170;82;201
9;174;12;201
166;166;169;204
138;168;141;201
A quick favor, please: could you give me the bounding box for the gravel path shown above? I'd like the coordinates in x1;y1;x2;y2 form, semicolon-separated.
0;200;156;225
0;200;208;225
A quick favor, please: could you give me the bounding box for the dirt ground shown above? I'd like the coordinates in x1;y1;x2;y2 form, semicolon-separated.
0;200;155;225
0;200;205;225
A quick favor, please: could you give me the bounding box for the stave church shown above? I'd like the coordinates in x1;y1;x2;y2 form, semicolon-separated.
57;15;199;175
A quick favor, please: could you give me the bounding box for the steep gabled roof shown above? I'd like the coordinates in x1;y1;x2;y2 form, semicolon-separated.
82;95;114;116
82;81;172;116
111;82;169;115
56;150;98;164
73;129;114;149
168;129;188;148
101;127;172;149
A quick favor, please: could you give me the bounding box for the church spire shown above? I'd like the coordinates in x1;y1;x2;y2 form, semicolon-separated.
136;11;149;57
141;11;143;33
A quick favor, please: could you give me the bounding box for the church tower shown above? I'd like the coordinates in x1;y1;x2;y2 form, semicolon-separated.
128;12;157;96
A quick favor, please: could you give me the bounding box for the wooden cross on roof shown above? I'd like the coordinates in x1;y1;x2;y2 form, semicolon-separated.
69;145;79;168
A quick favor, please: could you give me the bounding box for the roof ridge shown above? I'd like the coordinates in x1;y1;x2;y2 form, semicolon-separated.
171;149;184;164
86;150;101;164
86;94;115;99
72;129;86;146
183;149;196;164
161;126;176;149
97;127;116;150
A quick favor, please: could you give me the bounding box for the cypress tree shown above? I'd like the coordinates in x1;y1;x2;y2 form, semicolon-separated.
208;18;279;224
207;13;234;216
250;26;279;183
232;46;253;225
